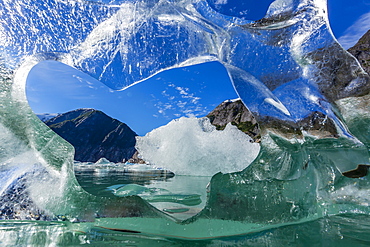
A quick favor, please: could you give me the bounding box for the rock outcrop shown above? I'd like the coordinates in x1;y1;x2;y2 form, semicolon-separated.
45;109;137;163
206;99;260;141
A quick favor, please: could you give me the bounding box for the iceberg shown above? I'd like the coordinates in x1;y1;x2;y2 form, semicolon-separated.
136;117;260;176
0;0;369;240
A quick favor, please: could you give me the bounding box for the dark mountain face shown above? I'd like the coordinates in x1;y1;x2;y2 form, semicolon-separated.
45;109;137;163
348;29;370;75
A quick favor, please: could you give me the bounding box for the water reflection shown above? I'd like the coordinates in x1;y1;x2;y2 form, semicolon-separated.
74;162;211;220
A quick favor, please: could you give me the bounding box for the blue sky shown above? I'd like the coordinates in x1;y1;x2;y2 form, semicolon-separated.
27;60;237;135
328;0;370;48
26;0;370;135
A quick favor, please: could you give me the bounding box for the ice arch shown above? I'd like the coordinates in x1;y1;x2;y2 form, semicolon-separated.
0;0;370;239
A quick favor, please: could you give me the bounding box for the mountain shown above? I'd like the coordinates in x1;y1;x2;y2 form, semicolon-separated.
45;109;137;163
206;99;260;141
348;29;370;74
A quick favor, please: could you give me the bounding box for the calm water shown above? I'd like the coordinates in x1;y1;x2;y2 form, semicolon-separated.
1;167;370;246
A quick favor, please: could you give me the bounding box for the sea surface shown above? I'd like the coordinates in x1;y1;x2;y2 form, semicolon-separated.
1;164;370;246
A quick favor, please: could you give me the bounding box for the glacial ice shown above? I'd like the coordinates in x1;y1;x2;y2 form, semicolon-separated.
0;0;369;240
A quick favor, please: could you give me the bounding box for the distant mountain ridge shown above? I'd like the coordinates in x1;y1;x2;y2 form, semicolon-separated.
44;109;138;163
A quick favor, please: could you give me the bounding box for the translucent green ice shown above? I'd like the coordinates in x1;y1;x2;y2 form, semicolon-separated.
0;0;369;241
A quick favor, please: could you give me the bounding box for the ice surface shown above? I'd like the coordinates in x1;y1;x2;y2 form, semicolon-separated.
0;0;369;239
